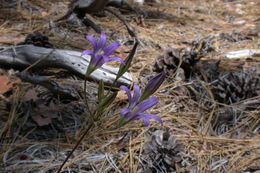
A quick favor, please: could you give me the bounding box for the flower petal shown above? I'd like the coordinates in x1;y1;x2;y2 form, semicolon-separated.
135;96;158;114
101;55;110;63
93;55;115;67
91;54;105;68
82;49;93;56
126;112;139;121
120;85;132;104
139;113;163;125
108;56;125;65
120;108;138;120
98;32;106;49
104;42;120;56
86;35;98;51
146;72;166;92
142;118;150;126
140;72;166;102
130;84;140;109
120;108;137;121
120;107;131;116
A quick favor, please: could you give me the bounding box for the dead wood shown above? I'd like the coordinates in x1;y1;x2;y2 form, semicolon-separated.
0;45;132;86
16;72;79;100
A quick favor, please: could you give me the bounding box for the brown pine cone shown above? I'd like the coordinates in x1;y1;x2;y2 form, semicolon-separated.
154;37;215;79
18;32;53;48
139;130;194;172
212;71;260;104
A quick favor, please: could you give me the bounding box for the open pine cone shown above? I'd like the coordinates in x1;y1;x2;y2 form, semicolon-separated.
18;32;53;48
212;71;260;104
154;37;214;79
139;130;194;172
153;47;200;79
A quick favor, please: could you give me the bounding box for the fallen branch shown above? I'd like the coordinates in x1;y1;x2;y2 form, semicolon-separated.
16;72;79;100
0;45;132;86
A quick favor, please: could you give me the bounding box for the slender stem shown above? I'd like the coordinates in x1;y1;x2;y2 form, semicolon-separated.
104;7;137;39
84;76;87;101
103;76;119;99
83;75;93;116
56;123;94;173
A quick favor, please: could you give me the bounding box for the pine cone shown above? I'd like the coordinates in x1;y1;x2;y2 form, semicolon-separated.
154;37;214;79
139;130;193;172
18;32;53;48
213;107;244;135
153;48;199;79
212;71;260;104
200;60;220;82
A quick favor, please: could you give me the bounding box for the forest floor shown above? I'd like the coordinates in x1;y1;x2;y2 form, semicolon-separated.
0;0;259;172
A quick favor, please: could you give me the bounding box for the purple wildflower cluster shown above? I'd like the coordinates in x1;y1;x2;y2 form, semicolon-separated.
82;33;165;126
120;72;165;126
82;33;125;76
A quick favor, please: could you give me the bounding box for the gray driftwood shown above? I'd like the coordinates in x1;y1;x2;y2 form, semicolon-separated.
0;45;132;86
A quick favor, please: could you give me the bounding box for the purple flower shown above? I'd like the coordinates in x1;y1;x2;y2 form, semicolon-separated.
140;72;166;102
82;33;125;76
120;84;163;126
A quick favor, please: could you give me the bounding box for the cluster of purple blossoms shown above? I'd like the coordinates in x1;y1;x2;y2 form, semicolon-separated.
120;72;165;126
82;33;125;76
82;33;165;126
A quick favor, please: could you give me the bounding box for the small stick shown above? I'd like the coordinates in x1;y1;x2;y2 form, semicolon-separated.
56;123;94;173
104;7;138;39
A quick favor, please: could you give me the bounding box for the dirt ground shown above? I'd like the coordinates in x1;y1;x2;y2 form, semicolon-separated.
0;0;259;172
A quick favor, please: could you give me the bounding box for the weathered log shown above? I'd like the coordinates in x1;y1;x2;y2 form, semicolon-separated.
0;45;132;86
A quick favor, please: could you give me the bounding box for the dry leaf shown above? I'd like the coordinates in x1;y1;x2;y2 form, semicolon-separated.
23;89;39;102
32;115;52;126
0;75;21;94
31;100;61;126
34;102;59;119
